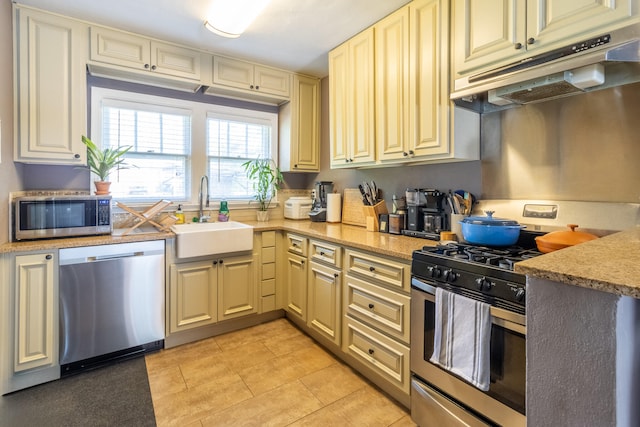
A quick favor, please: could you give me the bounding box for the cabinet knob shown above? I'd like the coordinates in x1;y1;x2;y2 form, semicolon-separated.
527;37;535;45
45;254;52;260
294;164;298;168
255;85;260;90
403;152;409;157
213;260;218;265
409;150;414;156
151;64;157;70
369;266;375;272
250;85;254;89
514;42;523;50
74;153;80;159
368;303;374;310
320;251;325;256
301;260;305;265
368;348;375;355
144;63;150;69
219;259;223;264
334;273;339;278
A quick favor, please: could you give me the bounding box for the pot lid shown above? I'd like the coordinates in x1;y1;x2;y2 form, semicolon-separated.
535;224;598;245
461;210;520;226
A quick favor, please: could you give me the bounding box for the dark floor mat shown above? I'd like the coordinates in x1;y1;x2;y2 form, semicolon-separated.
0;357;156;427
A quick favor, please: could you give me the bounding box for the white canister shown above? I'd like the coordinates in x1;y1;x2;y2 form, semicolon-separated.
326;193;342;223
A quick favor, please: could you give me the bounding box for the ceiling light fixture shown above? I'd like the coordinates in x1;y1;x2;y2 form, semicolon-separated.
204;0;272;39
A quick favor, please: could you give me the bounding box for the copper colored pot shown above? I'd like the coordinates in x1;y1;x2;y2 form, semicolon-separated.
535;224;598;253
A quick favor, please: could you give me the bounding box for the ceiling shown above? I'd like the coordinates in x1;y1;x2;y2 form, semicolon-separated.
17;0;412;78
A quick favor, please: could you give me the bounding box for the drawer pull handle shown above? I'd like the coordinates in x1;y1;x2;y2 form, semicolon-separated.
320;251;325;256
369;266;375;272
334;273;339;278
368;348;375;355
368;303;374;309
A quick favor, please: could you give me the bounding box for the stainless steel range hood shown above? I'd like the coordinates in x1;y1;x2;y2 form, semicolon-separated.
451;24;640;113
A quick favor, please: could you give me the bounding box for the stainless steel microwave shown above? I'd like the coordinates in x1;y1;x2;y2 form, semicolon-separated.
13;193;112;241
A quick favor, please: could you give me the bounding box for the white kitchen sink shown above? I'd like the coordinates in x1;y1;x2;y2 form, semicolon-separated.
171;221;254;258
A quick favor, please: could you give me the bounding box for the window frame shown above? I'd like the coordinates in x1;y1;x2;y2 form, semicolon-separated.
90;86;279;208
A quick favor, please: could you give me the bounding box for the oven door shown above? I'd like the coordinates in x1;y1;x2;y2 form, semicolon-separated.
411;277;526;427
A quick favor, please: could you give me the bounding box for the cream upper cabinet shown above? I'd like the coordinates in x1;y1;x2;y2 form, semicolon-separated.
14;6;88;165
210;56;291;101
329;27;376;168
89;26;202;82
453;0;638;79
375;7;411;162
279;74;321;172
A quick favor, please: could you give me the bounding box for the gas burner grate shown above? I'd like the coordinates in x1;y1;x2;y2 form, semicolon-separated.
420;243;543;271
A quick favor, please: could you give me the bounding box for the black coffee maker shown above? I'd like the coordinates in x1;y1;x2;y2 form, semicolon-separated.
403;188;446;240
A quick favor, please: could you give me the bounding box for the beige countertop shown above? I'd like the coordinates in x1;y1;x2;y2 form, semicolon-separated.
0;220;435;261
515;227;640;298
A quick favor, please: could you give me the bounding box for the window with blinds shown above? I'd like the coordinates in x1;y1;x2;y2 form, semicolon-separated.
91;86;278;203
101;101;191;200
207;115;272;200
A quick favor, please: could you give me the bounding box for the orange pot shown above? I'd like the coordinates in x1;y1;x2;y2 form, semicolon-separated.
535;224;598;253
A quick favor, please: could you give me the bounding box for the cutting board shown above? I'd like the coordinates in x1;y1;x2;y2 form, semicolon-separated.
342;189;366;227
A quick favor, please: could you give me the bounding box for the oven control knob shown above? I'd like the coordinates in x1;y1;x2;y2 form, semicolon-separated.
428;266;442;279
514;288;526;302
443;269;457;283
475;277;492;291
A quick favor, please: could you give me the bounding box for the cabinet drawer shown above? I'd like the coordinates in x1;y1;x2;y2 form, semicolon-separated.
286;233;307;256
261;278;275;296
309;239;342;268
344;275;410;345
261;246;276;264
343;316;410;395
262;231;276;248
262;263;276;280
345;249;410;292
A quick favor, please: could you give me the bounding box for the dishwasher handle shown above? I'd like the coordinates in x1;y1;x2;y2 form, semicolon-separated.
87;251;145;262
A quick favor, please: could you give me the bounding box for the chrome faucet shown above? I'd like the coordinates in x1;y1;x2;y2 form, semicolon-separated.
198;175;210;222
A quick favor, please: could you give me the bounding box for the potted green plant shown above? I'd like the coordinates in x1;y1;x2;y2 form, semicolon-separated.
242;157;284;222
81;135;132;195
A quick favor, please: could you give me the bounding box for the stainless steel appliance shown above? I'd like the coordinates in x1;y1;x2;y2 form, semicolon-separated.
308;181;333;222
59;240;165;376
410;238;539;426
12;191;112;241
403;189;446;240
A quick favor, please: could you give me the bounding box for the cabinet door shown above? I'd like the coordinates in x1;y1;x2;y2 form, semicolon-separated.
212;56;255;90
526;0;637;54
328;42;350;168
14;253;55;372
289;74;320;171
218;254;258;321
15;7;87;164
254;65;291;98
152;41;201;80
285;252;307;321
308;262;341;346
169;260;217;333
452;0;526;78
375;7;410;162
409;0;450;158
349;28;377;166
90;26;151;70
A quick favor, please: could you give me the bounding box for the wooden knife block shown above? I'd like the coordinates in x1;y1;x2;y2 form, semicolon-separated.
363;200;388;232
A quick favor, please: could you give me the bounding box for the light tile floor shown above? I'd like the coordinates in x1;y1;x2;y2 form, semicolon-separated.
145;318;416;426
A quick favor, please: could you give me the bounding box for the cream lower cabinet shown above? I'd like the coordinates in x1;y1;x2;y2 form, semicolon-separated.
284;233;308;322
307;240;343;347
1;251;60;394
342;249;411;404
13;6;88;165
169;252;256;333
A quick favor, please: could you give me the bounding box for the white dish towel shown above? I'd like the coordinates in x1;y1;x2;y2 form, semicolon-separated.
430;287;491;391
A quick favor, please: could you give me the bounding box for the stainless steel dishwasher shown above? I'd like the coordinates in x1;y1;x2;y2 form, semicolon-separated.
59;240;165;376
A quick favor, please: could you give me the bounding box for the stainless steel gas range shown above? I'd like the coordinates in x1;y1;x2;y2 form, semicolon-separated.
410;239;540;427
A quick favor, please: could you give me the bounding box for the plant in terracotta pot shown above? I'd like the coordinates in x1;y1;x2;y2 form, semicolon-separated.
242;157;284;222
81;135;132;195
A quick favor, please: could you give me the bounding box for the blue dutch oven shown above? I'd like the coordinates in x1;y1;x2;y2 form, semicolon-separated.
460;211;524;246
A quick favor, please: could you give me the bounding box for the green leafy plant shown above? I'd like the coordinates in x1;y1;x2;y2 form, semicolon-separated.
242;157;284;211
81;135;132;182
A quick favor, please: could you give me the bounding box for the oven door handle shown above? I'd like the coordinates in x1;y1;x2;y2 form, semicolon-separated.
411;278;526;335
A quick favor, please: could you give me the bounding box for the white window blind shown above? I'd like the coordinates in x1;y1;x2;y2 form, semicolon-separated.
100;100;191;201
207;115;272;200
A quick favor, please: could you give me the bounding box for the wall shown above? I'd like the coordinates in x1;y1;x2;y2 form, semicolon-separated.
0;1;24;244
482;82;640;203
